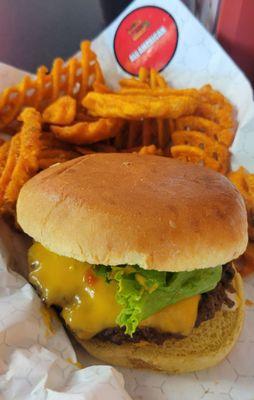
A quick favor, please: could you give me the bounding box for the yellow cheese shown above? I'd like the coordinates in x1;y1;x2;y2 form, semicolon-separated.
29;242;120;339
141;296;200;336
29;242;200;340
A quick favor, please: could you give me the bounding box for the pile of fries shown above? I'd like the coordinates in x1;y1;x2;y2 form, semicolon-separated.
0;39;254;261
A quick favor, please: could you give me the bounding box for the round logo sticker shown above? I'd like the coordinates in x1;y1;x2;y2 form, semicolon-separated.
114;6;178;76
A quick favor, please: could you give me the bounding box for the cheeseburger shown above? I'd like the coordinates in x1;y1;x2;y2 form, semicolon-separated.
17;153;248;373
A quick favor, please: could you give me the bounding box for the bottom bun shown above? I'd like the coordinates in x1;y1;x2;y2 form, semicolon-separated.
79;272;244;374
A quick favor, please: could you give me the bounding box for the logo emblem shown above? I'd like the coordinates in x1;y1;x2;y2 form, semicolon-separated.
114;6;178;76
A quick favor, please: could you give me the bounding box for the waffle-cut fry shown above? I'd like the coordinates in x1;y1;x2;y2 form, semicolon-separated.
172;130;230;174
142;119;153;146
0;134;20;209
198;85;236;130
39;148;80;169
227;167;252;201
200;84;232;108
0;141;11;177
94;58;105;86
171;144;221;172
150;70;165;147
0;41;104;129
51;58;64;102
78;41;92;101
171;144;203;162
138;67;149;82
119;78;150;89
196;102;235;131
75;112;96;122
168;119;175;136
120;144;164;156
156;73;168;88
235;241;254;277
245;174;254;196
120;68;174;149
1;76;32;128
149;68;157;89
66;57;78;97
172;130;229;160
51;118;124;145
149;69;171;149
40;148;79;160
156;118;167;148
33;66;48;108
83;92;198;119
42;96;77;125
40;148;79;159
227;167;254;239
138;144;163;155
175;115;234;146
40;131;72;150
127;121;141;148
92;82;111;93
113;129;127;150
246;209;254;242
119;87;199;98
3;108;42;210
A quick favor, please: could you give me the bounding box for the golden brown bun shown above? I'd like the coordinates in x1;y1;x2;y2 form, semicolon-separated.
80;272;244;374
17;154;248;271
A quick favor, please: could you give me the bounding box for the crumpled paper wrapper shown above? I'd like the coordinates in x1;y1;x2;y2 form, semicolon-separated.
0;0;254;399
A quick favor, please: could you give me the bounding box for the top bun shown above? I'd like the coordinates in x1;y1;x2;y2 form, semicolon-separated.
17;154;248;272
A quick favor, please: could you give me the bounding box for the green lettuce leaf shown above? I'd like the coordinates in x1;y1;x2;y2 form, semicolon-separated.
94;264;222;336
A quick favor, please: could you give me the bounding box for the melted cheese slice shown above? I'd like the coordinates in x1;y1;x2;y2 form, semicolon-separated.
29;242;200;340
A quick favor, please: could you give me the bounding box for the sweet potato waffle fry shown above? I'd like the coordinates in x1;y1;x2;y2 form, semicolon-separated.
138;144;163;156
112;67;174;150
227;168;254;241
0;41;104;130
150;68;168;149
0;108;42;214
51;118;124;145
119;144;164;155
0;141;10;176
40;131;72;150
171;145;221;171
37;130;81;168
175;116;233;146
83;92;198;119
171;130;230;174
0;136;19;208
119;77;150;89
119;87;199;98
38;149;80;170
196;84;236;130
199;84;235;123
42;96;77;125
196;102;235;131
199;84;230;106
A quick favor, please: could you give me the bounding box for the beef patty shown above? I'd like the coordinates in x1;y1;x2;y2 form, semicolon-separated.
95;263;236;345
